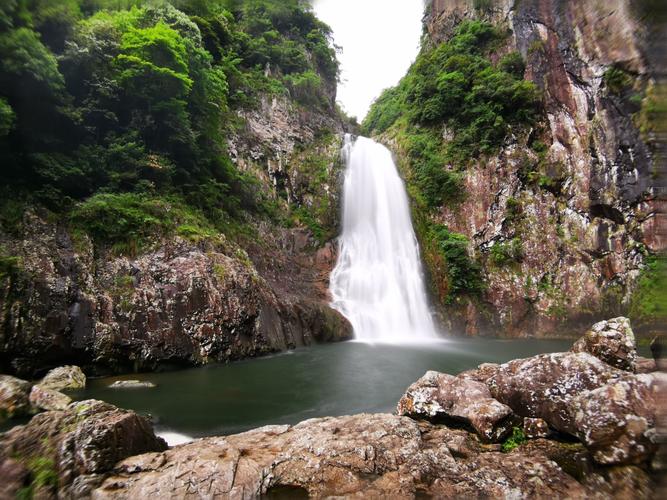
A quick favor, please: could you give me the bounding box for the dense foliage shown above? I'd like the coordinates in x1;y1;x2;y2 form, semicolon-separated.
0;0;338;243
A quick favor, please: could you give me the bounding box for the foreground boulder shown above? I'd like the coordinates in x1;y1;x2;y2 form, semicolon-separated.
397;371;514;442
568;372;667;465
92;413;588;499
0;375;32;421
40;365;86;391
0;399;167;498
486;352;623;434
571;317;637;371
29;384;72;411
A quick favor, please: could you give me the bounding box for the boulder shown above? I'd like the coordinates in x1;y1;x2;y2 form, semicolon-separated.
109;380;157;389
29;384;72;411
0;399;167;498
397;371;514;442
40;365;86;391
92;413;588;499
0;374;32;421
571;317;637;371
486;352;623;434
568;372;667;465
636;356;657;374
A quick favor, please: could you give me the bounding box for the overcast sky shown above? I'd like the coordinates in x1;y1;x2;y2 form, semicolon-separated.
311;0;425;121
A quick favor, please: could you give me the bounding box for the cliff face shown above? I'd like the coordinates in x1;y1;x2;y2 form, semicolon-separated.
415;0;664;337
0;83;350;379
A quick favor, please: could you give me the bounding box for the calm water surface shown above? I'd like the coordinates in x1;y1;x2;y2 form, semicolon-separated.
72;338;574;438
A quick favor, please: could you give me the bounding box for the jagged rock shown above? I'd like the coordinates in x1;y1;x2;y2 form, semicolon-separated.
568;372;667;465
571;317;637;371
109;380;157;389
92;413;588;499
486;352;623;434
0;399;167;498
40;365;86;391
0;374;32;421
523;417;550;439
397;371;514;442
29;385;72;411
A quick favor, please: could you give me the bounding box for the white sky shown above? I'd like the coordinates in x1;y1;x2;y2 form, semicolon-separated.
311;0;425;120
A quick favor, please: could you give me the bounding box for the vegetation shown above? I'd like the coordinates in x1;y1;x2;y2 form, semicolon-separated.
501;427;527;452
629;255;667;327
16;457;58;500
489;238;523;266
603;66;634;94
0;0;339;247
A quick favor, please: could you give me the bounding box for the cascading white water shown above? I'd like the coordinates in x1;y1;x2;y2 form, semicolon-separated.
329;135;439;342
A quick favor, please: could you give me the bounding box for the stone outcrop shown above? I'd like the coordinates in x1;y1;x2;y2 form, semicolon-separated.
91;414;588;499
0;399;167;498
40;365;87;391
486;352;623;433
571;317;637;371
396;370;514;442
409;0;665;338
568;372;667;465
0;375;31;421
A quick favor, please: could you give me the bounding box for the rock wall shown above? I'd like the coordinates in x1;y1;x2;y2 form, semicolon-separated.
0;93;352;378
418;0;665;337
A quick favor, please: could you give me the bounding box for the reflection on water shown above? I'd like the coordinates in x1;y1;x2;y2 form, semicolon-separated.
72;338;574;438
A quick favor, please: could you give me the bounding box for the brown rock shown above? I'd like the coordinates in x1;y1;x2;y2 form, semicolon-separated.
397;371;514;442
571;317;637;371
0;458;29;499
486;352;623;434
636;356;657;374
568;372;667;465
93;413;587;499
523;417;550;439
0;374;32;421
29;385;72;411
0;399;166;498
40;365;86;391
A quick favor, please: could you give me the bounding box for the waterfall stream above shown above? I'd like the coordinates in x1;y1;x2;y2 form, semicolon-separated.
329;136;438;342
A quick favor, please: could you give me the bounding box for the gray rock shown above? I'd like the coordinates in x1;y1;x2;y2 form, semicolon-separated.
397;370;514;442
0;374;32;421
109;380;157;389
40;365;86;391
568;372;667;465
571;317;637;371
29;384;72;411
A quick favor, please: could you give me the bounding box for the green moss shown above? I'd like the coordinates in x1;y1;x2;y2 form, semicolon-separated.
603;66;634;94
16;456;58;500
489;238;523;266
0;253;21;280
501;427;527;452
629;255;667;327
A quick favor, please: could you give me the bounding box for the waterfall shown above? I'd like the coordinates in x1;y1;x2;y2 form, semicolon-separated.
329;135;439;342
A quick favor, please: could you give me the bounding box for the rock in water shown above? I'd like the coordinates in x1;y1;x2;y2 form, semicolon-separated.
29;384;72;411
40;365;86;391
571;317;637;371
109;380;157;389
0;375;32;421
397;371;514;442
568;372;667;465
0;399;167;498
486;352;623;434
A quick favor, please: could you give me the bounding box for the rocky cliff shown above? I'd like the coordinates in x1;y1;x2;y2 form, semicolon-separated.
378;0;665;338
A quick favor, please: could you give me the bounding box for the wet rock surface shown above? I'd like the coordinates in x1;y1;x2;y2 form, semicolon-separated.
108;380;157;389
397;370;514;442
571;317;637;371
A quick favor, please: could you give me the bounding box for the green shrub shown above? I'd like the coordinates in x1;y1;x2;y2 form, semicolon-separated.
629;255;667;326
603;66;633;94
489;238;523;266
502;427;527;452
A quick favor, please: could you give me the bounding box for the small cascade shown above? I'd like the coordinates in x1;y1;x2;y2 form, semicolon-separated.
329;135;439;342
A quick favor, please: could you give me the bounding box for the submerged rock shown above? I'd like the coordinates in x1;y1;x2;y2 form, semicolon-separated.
397;371;514;442
486;352;623;434
0;399;167;498
109;380;157;389
571;317;637;371
568;372;667;465
0;375;32;421
40;365;86;391
29;384;72;411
